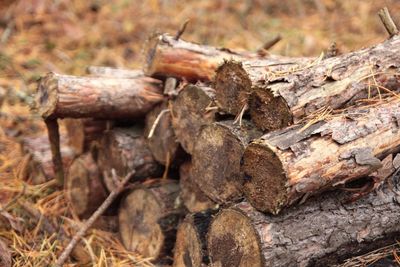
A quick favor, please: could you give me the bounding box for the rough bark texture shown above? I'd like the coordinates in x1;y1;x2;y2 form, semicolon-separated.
192;120;262;204
242;98;400;214
19;134;75;184
170;84;217;154
63;118;109;155
145;101;184;165
118;180;185;263
208;174;400;267
179;161;218;213
34;72;163;119
87;66;144;78
144;33;256;82
173;210;217;267
247;35;400;131
66;153;108;218
97;126;162;192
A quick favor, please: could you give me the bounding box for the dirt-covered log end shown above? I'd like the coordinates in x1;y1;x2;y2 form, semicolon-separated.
35;72;58;119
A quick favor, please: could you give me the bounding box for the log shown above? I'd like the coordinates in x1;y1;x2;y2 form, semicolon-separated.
19;134;75;184
173;210;217;267
242;97;400;214
118;180;185;263
86;66;143;78
63;118;109;155
170;84;216;154
207;175;400;267
246;35;400;131
179;161;218;213
34;72;163;119
97;126;162;192
66;153;108;218
143;33;257;82
145;101;184;165
192;120;261;203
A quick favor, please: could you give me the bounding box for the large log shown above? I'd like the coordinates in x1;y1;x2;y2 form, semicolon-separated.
118;180;185;263
170;84;216;154
173;210;217;267
97;127;162;192
207;173;400;267
143;33;257;82
192;120;261;203
34;72;163;119
242;97;400;214
86;66;143;78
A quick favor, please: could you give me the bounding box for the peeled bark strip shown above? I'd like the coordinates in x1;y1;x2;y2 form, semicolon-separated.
97;127;161;192
86;66;143;78
66;153;107;218
242;98;400;214
179;161;218;213
19;134;75;184
192;120;262;203
145;101;183;165
173;210;217;267
170;84;216;154
118;181;184;262
208;176;400;267
34;72;163;119
144;33;256;81
248;35;400;131
63;118;109;155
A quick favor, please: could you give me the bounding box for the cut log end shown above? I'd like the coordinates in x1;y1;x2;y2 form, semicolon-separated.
144;33;162;77
173;220;203;267
215;61;251;115
242;142;287;214
36;72;58;119
208;209;262;267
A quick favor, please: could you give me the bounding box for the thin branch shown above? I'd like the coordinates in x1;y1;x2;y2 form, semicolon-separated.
174;19;190;40
44;118;64;187
378;7;399;37
147;109;170;139
258;34;282;54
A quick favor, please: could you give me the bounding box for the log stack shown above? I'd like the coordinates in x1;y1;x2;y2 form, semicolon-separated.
32;21;400;266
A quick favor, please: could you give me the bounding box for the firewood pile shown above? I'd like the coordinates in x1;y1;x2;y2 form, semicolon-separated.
29;9;400;267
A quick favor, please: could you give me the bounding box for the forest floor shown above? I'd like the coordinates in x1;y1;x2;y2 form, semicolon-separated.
0;0;400;266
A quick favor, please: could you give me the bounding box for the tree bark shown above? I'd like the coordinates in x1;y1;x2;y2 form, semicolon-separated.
118;180;185;263
34;72;163;119
86;66;144;78
173;210;217;267
242;97;400;214
179;161;218;213
192;120;262;203
143;33;257;82
207;175;400;267
170;84;216;154
97;126;162;192
65;153;108;218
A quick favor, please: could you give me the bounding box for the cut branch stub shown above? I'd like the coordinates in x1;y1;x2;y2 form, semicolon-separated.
35;72;163;119
242;98;400;214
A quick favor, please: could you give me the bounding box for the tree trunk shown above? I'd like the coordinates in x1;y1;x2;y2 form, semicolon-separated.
242;97;400;214
145;101;184;165
97;126;162;192
192;120;262;203
179;161;218;213
170;84;216;154
118;180;185;263
65;153;108;218
207;174;400;267
143;33;257;82
34;72;163;119
86;66;143;78
173;210;217;267
19;134;75;184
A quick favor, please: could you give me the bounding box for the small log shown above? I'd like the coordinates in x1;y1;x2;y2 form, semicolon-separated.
170;84;216;154
66;153;108;218
173;210;217;267
145;101;183;165
179;161;218;213
34;72;163;119
87;66;144;78
207;176;400;267
97;127;162;192
192;120;262;203
19;134;75;184
242;98;400;214
118;180;185;262
63;118;109;155
144;33;256;81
